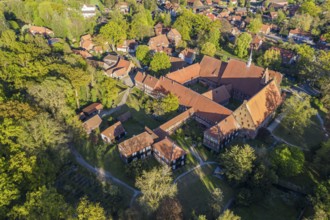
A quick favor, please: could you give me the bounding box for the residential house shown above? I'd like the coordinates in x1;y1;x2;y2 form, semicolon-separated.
116;2;130;14
288;29;313;44
260;24;271;35
82;103;103;116
105;58;133;79
251;35;263;50
29;26;54;36
83;115;102;134
154;22;165;36
170;57;187;72
206;13;217;21
152;137;187;170
235;7;247;16
166;63;201;85
270;47;297;65
101;121;126;143
103;54;119;70
167;29;182;47
205;0;213;6
202;84;232;105
72;49;93;59
218;11;230;18
118;131;154;163
179;48;196;64
80;34;94;51
148;34;170;53
81;4;96;18
117;40;138;53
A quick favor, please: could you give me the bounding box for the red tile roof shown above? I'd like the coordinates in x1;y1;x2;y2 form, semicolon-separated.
158;108;195;134
118;132;154;157
83;115;102;134
166;63;201;84
106;58;131;77
202;85;231;103
199;56;228;84
148;34;169;52
204;114;240;140
83;103;103;115
29;26;54;35
135;71;146;84
143;75;159;89
101;121;126;140
152;137;186;161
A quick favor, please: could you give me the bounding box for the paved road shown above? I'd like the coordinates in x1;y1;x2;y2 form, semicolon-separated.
69;144;141;206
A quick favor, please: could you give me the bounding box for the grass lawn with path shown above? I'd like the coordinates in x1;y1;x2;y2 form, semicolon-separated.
177;164;235;219
273;115;326;150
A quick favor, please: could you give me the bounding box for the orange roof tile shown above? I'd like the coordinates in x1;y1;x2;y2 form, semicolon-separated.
204;114;240;139
101;121;126;140
106;58;131;77
143;75;159;89
148;34;169;51
118;132;154;157
134;71;146;84
152;137;186;161
199;56;227;84
202;85;231;103
158;108;195;133
166;63;201;84
170;57;186;72
83;115;102;133
83;103;103;115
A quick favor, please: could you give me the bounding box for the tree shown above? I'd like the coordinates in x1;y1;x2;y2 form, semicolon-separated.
136;45;152;66
150;52;171;76
281;91;317;134
310;180;330;219
300;1;321;17
217;210;241;220
201;42;217;57
219;144;256;182
313;140;330;178
290;14;313;32
76;197;107;220
234;33;252;58
210;188;224;218
156;197;183;220
9;186;72;219
162;93;179;113
248;16;262;34
100;21;127;49
135;166;177;212
258;48;282;70
271;144;305;177
276;10;286;24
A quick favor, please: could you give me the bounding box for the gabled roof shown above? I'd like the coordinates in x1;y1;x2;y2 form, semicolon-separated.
204;114;240;140
29;26;54;35
148;34;169;51
83;103;103;115
152;137;186;161
135;71;147;84
166;63;201;84
170;57;186;72
106;58;131;77
118;132;154;157
168;28;181;37
83;115;102;133
179;48;195;59
260;24;271;33
199;56;227;84
143;75;159;89
158;108;195;134
202;84;231;103
101;121;126;140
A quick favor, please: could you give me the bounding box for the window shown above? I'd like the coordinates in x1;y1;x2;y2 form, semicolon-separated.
132;152;137;156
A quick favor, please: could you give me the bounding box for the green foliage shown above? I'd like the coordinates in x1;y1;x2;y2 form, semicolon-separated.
136;45;152;66
217;210;241;220
77;196;107;220
156;197;183;220
271;144;305;177
152;93;179;116
136;166;177;212
310;180;330;219
290;14;313;32
100;21;127;48
234;33;252;58
281;92;317;134
219;144;256;182
150;52;171;76
201;42;217;57
300;1;321;17
128;7;154;40
313;140;330;178
248;16;263;34
210;188;224;218
276;10;287;24
257;48;282;70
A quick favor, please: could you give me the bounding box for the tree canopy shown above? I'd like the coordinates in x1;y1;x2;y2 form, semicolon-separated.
150;52;171;76
234;33;252;58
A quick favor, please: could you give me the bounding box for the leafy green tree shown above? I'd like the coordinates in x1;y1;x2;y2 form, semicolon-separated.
248;16;263;34
153;93;179;115
300;1;321;17
258;48;282;70
217;210;241;220
100;21;127;49
295;44;315;77
271;144;305;177
201;42;217;57
210;188;223;218
136;166;177;212
156;197;183;220
150;52;171;76
313;140;330;178
290;14;313;32
76;197;107;220
234;33;252;58
136;45;152;66
129;7;154;40
276;10;287;24
9;186;72;219
281;91;317;133
173;9;195;41
310;180;330;219
220;144;256;182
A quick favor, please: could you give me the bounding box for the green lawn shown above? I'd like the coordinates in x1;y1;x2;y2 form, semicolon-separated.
273;115;326;150
233;187;302;220
224;98;243;111
177;164;235;219
188;82;209;94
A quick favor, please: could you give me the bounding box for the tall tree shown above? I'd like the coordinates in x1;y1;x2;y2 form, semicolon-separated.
150;52;171;76
248;16;263;34
76;197;107;220
156;197;183;220
217;210;241;220
210;188;224;218
136;45;152;66
258;48;282;70
100;21;127;49
281;91;317;134
234;33;252;58
219;144;256;182
271;144;305;177
201;42;217;57
135;166;177;212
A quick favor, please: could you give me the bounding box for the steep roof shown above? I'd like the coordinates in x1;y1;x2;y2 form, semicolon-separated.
156;77;232;123
134;71;146;84
106;58;131;77
168;28;181;37
29;26;54;35
83;103;103;115
83;115;102;133
158;108;195;134
199;56;228;84
101;121;126;140
204;114;240;140
148;34;169;51
143;75;159;89
170;57;186;72
180;48;195;59
220;59;265;97
166;63;201;84
118;132;154;157
152;137;186;161
202;85;231;103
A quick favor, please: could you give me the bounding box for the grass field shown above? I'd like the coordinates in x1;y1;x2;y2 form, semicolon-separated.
188;82;210;94
177;164;235;219
273;115;326;150
233;187;303;220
